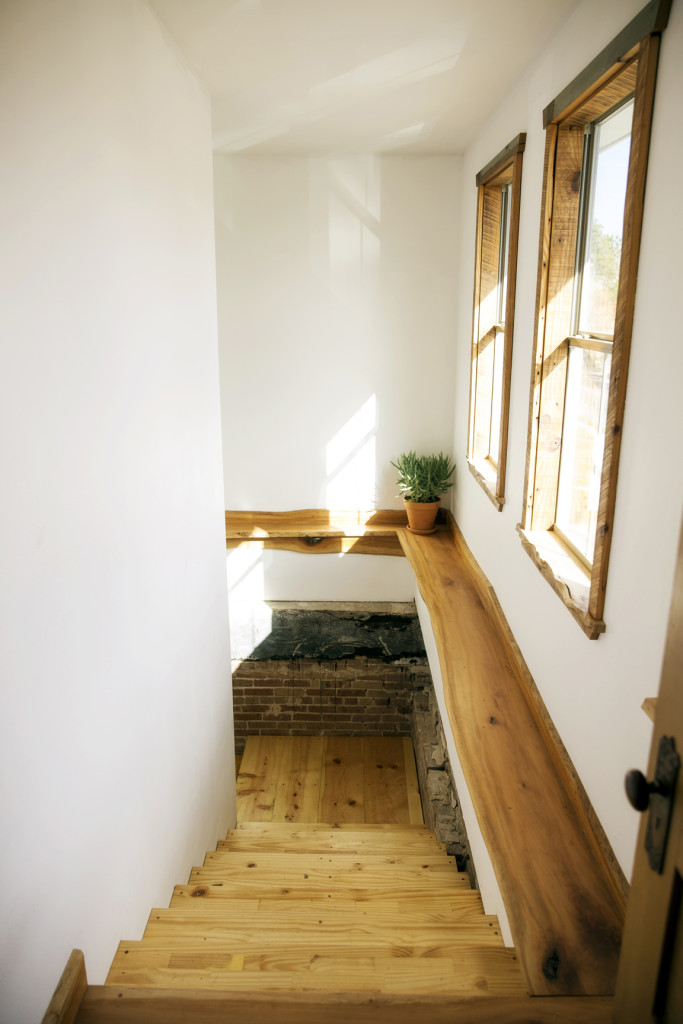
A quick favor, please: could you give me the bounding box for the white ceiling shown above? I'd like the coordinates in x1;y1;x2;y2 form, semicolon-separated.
150;0;581;155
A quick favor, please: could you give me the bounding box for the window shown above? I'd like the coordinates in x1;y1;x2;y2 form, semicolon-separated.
519;0;670;638
467;134;525;510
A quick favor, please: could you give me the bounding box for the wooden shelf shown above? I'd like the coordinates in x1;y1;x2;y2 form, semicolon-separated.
223;510;627;997
226;509;409;538
226;510;409;556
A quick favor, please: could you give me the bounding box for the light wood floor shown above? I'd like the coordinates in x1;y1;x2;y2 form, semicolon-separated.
236;736;423;825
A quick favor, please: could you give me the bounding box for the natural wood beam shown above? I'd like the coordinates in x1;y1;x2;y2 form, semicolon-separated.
226;535;404;556
226;509;408;539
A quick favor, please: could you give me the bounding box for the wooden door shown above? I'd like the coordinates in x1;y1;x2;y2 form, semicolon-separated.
615;513;683;1021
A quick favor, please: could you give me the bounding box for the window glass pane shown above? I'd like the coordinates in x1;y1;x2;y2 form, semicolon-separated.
578;100;633;337
489;327;504;465
556;344;612;563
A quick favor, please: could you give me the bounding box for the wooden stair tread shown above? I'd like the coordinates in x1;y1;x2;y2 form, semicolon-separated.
108;949;525;995
141;915;504;947
78;987;616;1024
188;868;468;893
219;840;444;855
161;898;487;921
202;851;455;869
221;832;442;854
173;885;474;903
232;822;431;832
134;931;505;953
164;897;485;913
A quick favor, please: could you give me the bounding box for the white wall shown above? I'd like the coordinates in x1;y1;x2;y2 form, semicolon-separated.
0;2;234;1021
451;0;683;877
214;155;460;512
227;547;415;606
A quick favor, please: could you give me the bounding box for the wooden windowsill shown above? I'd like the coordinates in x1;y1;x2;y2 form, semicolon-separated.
517;525;605;639
467;458;505;511
225;509;626;996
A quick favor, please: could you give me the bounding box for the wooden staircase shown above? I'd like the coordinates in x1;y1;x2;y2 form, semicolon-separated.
105;821;526;996
45;734;615;1019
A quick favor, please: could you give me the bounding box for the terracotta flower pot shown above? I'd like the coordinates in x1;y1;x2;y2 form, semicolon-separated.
403;498;440;535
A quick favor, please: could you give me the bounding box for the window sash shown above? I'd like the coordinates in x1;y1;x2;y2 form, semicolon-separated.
519;13;666;638
467;135;525;511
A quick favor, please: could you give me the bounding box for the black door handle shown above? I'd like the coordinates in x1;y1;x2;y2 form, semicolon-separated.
625;769;664;811
624;736;680;873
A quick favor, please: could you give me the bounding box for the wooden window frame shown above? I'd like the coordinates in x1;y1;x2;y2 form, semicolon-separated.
467;133;525;511
519;0;671;639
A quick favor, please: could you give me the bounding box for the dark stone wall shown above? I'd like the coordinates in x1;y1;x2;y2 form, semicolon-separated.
411;680;476;885
231;606;427;662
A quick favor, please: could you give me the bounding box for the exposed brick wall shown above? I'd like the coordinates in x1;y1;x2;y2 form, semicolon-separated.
232;656;431;753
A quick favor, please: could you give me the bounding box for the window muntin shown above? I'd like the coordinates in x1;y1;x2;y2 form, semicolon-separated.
468;137;524;510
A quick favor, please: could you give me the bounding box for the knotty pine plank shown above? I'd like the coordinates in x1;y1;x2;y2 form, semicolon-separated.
219;831;437;854
106;948;524;995
362;737;410;824
399;526;623;995
77;988;615;1024
232;821;431;833
272;736;323;824
236;736;287;822
139;919;505;950
176;880;471;902
319;737;365;824
159;898;490;926
200;851;458;872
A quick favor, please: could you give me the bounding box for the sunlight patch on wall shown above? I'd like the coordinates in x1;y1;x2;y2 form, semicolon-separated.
326;395;377;509
226;547;272;658
227;545;265;600
328;157;381;285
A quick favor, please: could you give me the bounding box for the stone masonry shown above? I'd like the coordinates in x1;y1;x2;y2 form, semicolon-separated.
411;680;476;886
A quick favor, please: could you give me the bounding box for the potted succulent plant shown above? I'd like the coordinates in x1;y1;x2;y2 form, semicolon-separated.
391;451;455;534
